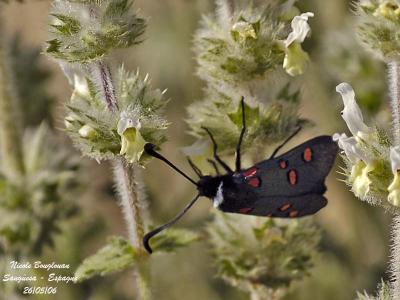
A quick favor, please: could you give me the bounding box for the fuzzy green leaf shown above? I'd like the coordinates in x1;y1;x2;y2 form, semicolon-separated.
50;14;81;36
207;212;320;298
46;39;62;54
227;100;259;127
47;0;146;63
356;0;400;60
0;124;80;256
149;228;200;253
187;91;305;155
74;236;137;282
194;1;298;87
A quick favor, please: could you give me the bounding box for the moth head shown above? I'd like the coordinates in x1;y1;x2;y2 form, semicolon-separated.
197;176;223;198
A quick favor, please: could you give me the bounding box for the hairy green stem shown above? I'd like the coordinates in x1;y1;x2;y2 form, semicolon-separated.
0;17;25;181
389;61;400;146
389;60;400;300
113;159;151;300
96;61;118;112
113;160;146;249
391;216;400;300
98;60;150;299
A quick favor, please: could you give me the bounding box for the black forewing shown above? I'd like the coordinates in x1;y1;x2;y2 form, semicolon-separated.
251;135;338;197
217;136;337;218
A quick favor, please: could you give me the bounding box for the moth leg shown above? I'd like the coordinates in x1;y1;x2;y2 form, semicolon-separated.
202;127;233;174
207;159;221;176
187;157;203;178
235;97;246;171
269;127;302;159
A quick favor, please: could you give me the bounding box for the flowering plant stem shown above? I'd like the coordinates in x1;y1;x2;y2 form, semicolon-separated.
97;60;151;300
0;17;25;181
389;61;400;146
389;60;400;299
114;160;151;300
391;216;400;299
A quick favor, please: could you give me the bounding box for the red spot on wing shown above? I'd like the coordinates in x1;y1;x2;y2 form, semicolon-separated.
243;167;257;178
248;177;261;187
239;207;253;214
289;210;299;217
280;203;291;211
288;169;297;185
279;160;288;169
303;147;313;162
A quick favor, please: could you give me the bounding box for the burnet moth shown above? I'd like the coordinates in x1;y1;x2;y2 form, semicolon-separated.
143;97;338;254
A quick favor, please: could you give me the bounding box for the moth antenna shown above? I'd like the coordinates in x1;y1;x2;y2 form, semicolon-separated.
143;194;201;254
207;159;221;175
144;143;198;186
235;96;246;171
202;127;233;173
269;127;302;159
187;157;203;178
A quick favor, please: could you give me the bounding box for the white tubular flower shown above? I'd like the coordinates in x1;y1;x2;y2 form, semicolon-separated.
283;12;314;76
285;12;314;47
336;83;371;137
117;116;146;164
389;146;400;206
333;131;376;200
333;133;359;163
351;161;375;199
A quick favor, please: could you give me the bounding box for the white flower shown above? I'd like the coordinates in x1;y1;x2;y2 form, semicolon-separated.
285;12;314;47
283;43;310;77
78;124;97;139
332;133;372;163
117;114;146;164
283;12;314;76
333;131;376;200
333;133;359;163
351;161;374;199
117;114;141;136
336;83;371;137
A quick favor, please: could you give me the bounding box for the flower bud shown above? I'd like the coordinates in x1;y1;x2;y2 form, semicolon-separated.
78;125;97;139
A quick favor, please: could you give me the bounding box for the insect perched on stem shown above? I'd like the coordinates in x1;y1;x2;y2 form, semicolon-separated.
143;97;338;254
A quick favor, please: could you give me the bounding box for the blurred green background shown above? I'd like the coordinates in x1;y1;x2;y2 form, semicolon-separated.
0;0;393;299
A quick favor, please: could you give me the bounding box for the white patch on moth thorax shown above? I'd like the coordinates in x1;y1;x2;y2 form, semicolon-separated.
213;182;224;208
